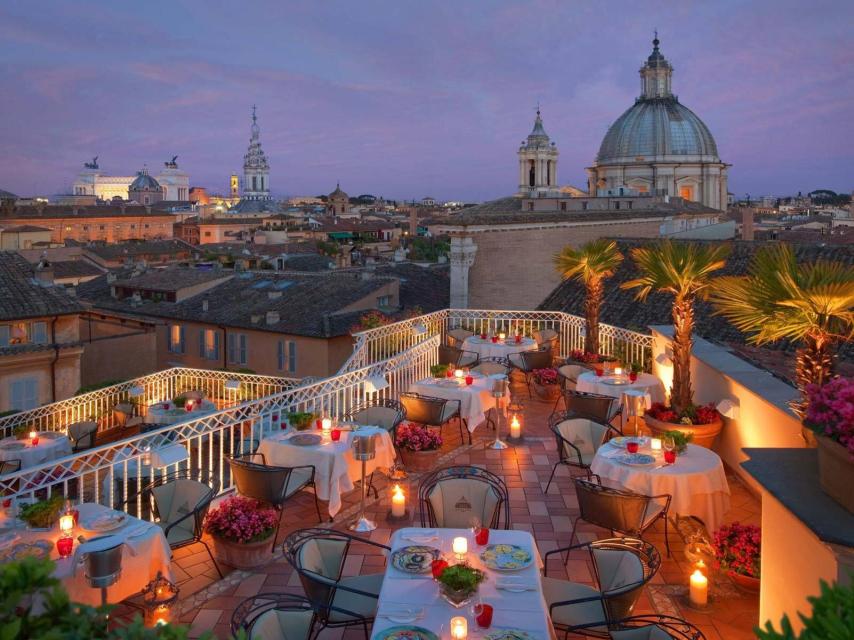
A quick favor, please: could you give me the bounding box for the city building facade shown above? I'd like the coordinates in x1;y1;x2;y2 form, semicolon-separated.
72;157;189;201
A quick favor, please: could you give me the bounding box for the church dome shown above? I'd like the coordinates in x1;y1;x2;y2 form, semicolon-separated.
129;169;161;191
596;98;719;163
329;182;348;199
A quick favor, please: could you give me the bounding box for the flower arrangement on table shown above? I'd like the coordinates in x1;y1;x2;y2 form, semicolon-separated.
395;422;442;452
804;377;854;456
713;522;761;582
19;495;64;529
661;429;693;453
287;412;317;431
532;368;559;386
203;496;278;544
13;425;32;440
435;563;485;606
430;363;451;379
646;402;721;426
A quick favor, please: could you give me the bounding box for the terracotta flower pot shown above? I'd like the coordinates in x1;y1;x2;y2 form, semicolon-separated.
643;414;723;449
400;448;441;473
727;570;760;592
211;533;275;570
816;436;854;513
532;381;560;401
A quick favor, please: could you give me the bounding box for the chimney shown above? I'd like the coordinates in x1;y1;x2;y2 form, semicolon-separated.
742;208;755;241
251;314;261;324
106;272;117;283
35;256;54;286
202;299;209;312
265;311;280;325
409;208;418;236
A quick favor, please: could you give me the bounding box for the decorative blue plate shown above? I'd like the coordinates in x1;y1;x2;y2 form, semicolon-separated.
480;543;533;571
391;545;439;574
616;453;656;466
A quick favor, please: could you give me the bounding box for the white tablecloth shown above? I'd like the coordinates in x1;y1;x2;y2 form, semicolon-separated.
0;434;72;469
409;374;507;431
0;502;172;605
257;427;395;518
590;442;731;532
575;372;666;408
463;336;539;361
145;399;217;425
373;527;554;640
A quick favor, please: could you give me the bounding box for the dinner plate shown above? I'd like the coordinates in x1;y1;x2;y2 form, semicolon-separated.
377;626;438;640
601;376;629;385
5;539;52;561
288;433;322;446
616;453;656;466
480;543;533;571
0;442;25;451
391;545;439;574
37;431;61;439
82;512;128;532
609;436;647;448
486;630;536;640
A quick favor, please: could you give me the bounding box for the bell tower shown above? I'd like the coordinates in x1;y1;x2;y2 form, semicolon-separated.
518;107;559;195
242;105;272;201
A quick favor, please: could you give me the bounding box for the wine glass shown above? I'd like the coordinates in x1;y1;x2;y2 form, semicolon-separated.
468;516;482;541
664;435;676;453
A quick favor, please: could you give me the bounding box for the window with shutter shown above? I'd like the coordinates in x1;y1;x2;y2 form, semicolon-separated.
288;341;297;373
277;341;285;370
10;378;39;411
31;322;48;345
0;326;9;347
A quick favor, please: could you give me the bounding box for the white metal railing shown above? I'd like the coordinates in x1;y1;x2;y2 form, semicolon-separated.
342;308;653;374
0;368;300;439
0;338;439;518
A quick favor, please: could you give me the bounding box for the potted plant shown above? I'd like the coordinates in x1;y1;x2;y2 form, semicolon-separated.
430;364;451;379
554;239;624;357
804;377;854;513
395;423;442;473
531;367;560;400
644;403;722;448
203;496;279;570
713;522;761;592
19;495;64;530
435;563;485;608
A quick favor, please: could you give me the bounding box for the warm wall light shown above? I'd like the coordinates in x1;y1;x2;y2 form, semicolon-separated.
716;398;740;419
655;352;673;366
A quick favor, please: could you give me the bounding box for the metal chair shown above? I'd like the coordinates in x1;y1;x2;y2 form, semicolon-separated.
68;421;98;452
545;413;620;493
400;391;470;444
446;328;474;347
542;538;661;638
0;459;21;475
507;347;553;398
228;453;322;548
573;476;674;557
554;364;589;412
283;528;389;640
438;344;479;368
418;465;510;529
564;390;624;427
127;469;223;578
113;403;134;428
610;615;707;639
471;357;511;377
533;328;559;352
231;593;318;640
347;398;405;479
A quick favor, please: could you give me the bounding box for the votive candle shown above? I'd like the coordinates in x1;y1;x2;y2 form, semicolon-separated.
454;369;464;380
452;536;468;559
614;367;623;376
59;513;75;535
510;415;521;439
498;332;506;341
650;438;662;451
689;569;708;607
321;418;332;436
450;616;468;640
391;484;406;517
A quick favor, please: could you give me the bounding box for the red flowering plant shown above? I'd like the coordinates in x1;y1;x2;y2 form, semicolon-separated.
569;350;618;364
203;496;278;544
395;422;443;452
713;522;761;578
804;377;854;456
646;402;721;426
533;368;559;386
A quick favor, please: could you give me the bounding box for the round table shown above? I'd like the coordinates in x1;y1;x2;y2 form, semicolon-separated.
576;371;665;407
462;336;538;360
0;433;72;469
145;399;217;425
590;442;731;532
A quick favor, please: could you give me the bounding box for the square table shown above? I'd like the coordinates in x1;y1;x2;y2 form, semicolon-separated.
408;374;508;432
372;527;555;640
257;426;395;518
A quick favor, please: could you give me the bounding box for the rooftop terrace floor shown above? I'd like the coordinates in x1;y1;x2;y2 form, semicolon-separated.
113;376;760;639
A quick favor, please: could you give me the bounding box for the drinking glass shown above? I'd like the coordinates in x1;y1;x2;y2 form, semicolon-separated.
664;436;676;453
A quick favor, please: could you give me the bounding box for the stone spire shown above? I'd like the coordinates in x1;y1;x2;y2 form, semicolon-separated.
518;107;559;194
242;105;271;200
640;32;674;99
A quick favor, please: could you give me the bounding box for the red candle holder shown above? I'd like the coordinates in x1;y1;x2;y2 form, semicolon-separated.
595;368;604;377
515;335;522;343
431;558;448;579
331;429;342;442
475;527;490;546
479;333;487;340
31;437;39;446
57;535;74;558
629;372;638;382
627;441;639;454
316;418;323;430
664;450;677;464
491;336;499;344
465;375;473;386
445;368;454;378
475;603;494;629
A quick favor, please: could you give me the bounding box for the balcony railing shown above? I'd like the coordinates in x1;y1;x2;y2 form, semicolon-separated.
341;308;653;374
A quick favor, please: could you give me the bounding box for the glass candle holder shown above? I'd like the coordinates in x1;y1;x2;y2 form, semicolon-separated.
57;535;74;558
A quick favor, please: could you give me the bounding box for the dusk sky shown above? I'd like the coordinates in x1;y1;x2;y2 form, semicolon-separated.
1;0;851;201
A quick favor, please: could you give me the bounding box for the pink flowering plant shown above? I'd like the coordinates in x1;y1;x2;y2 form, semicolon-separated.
713;522;761;578
569;350;619;364
804;377;854;456
533;368;559;386
203;496;278;544
395;422;442;451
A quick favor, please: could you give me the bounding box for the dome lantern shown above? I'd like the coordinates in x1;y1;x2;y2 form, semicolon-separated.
640;32;674;100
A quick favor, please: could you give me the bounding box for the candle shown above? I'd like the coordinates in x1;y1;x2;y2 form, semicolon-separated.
498;332;506;341
651;438;662;451
391;484;406;517
59;513;75;535
689;569;708;606
321;418;332;436
614;367;623;376
454;369;464;380
452;536;468;559
696;560;707;576
510;415;521;439
29;430;37;440
450;616;468;640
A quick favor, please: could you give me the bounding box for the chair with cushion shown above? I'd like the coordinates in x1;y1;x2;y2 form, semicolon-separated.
228;453;321;547
554;364;589;412
544;413;620;493
68;421;98;452
128;469;222;577
572;477;673;556
113;403;134;428
283;528;389;639
471;357;510;377
0;459;21;475
346;399;404;436
533;328;559;352
446;328;474;347
610;615;706;639
418;465;510;529
438;344;479;368
565;390;623;427
508;348;553;398
231;593;318;640
542;538;661;638
400;392;470;444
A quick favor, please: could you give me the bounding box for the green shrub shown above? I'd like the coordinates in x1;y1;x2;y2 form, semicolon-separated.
755;579;854;639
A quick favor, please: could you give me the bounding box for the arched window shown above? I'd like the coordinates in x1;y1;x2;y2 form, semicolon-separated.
252;176;258;191
547;160;551;185
529;160;536;187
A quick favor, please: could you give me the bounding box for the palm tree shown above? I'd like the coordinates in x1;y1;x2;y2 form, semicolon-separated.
621;240;729;413
554;239;623;356
710;244;854;418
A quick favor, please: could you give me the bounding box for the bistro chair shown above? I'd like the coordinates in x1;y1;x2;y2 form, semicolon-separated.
609;615;707;639
0;459;21;475
565;390;624;427
554;364;589;412
346;398;405;436
533;328;559;352
231;593;319;640
113;403;135;428
471;357;510;377
545;413;620;493
542;538;661;638
228;453;322;548
283;528;389;639
438;344;479;368
508;347;553;398
418;465;510;529
446;328;474;347
400;391;470;444
68;421;98;452
127;469;223;578
573;477;673;557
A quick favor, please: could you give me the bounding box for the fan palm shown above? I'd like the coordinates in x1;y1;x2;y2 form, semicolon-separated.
554;239;623;355
621;240;729;412
710;244;854;418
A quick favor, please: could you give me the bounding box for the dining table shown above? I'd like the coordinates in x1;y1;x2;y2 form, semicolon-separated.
0;432;72;470
257;425;395;518
0;502;172;606
145;399;218;425
408;372;509;432
590;440;731;533
575;371;666;408
462;335;539;361
372;526;556;640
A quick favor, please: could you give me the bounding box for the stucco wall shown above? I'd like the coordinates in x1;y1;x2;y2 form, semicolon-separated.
79;316;158;387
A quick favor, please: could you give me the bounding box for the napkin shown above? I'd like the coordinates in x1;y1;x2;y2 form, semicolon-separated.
0;531;20;550
377;606;425;621
495;578;538;592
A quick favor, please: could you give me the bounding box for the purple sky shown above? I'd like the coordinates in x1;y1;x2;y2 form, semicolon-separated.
1;1;852;201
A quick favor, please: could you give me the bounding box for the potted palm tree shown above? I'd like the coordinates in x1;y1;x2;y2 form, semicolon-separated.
554;239;624;358
622;240;729;447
